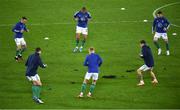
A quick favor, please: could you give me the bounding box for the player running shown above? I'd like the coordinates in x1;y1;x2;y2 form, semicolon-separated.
73;7;91;52
152;11;170;56
12;17;29;61
137;40;158;86
25;47;47;104
78;47;103;97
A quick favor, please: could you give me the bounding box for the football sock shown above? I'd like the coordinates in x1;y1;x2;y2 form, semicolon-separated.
89;84;96;93
32;85;38;98
16;49;21;56
20;48;26;55
76;39;79;47
81;40;86;47
36;86;41;98
81;83;87;93
154;42;160;49
166;42;169;51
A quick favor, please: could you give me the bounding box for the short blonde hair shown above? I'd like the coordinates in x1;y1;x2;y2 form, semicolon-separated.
89;47;95;52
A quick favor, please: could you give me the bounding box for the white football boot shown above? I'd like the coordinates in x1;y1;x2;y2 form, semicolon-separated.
37;99;44;104
166;50;170;56
79;46;83;52
137;80;145;86
158;48;162;55
152;79;158;84
73;47;79;53
78;92;84;98
87;92;92;98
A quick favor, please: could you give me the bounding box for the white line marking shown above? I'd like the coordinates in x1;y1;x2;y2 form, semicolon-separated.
153;2;180;28
0;20;146;27
1;19;180;27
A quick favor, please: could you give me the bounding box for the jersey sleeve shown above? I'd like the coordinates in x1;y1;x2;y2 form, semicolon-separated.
141;47;147;58
38;57;46;68
98;55;103;67
165;18;170;28
83;55;89;66
12;23;21;32
25;56;29;66
152;19;156;32
24;25;28;31
74;11;79;18
87;12;92;19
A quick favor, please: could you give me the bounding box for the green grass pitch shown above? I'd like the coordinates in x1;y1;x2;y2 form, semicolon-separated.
0;0;180;109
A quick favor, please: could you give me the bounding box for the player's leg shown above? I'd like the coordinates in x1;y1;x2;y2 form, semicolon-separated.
20;38;27;55
79;28;88;52
31;74;44;104
78;72;91;97
153;33;161;55
74;26;81;52
79;79;88;97
18;38;27;60
14;38;22;61
87;73;98;97
150;69;158;84
137;65;148;86
162;33;170;55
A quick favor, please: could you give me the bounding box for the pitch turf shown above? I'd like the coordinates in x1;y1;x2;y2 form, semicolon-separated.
0;0;180;109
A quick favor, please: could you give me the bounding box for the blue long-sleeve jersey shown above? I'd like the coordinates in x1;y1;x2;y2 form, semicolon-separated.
12;22;27;38
25;53;46;76
152;17;170;33
84;53;102;73
74;11;91;28
141;45;154;67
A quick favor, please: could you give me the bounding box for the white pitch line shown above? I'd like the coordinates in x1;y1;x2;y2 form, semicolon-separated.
153;2;180;28
0;20;147;27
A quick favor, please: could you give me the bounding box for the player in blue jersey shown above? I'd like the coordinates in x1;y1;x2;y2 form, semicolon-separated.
78;47;103;97
12;17;29;61
25;47;47;104
137;40;158;86
73;7;91;52
152;11;170;56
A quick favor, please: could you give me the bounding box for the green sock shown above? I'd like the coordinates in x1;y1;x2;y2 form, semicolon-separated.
89;84;96;93
36;86;41;98
32;85;38;98
81;83;87;93
154;41;160;49
16;49;21;56
76;39;79;47
81;40;86;47
166;42;169;50
20;48;26;55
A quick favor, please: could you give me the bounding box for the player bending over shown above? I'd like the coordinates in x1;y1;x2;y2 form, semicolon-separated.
152;11;170;56
12;17;29;61
25;48;47;104
78;47;102;97
137;40;158;86
73;7;91;52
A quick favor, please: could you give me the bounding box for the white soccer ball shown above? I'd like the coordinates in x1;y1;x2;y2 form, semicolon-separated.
44;37;49;40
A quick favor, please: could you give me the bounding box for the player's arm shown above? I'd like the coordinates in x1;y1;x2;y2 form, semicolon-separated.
38;57;47;68
12;24;21;33
98;55;103;67
165;18;170;31
83;56;89;66
24;25;29;32
74;12;79;21
87;12;92;21
152;19;156;34
25;56;29;66
140;48;147;58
